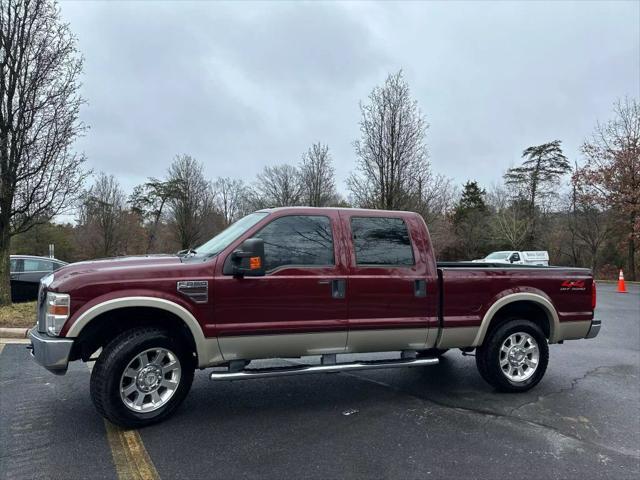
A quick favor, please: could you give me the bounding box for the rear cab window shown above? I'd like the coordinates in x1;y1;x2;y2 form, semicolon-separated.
254;215;335;272
350;216;415;266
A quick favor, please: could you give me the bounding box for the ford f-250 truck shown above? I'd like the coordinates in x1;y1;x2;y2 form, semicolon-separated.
28;207;600;428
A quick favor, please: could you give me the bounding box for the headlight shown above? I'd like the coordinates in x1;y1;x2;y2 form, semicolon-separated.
45;292;70;336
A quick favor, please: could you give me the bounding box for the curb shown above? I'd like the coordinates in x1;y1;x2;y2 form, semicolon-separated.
0;327;29;339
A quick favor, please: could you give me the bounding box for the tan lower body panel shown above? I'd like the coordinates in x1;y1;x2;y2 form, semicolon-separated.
200;338;226;368
346;328;428;353
437;326;479;349
556;320;591;341
217;328;433;362
218;331;348;361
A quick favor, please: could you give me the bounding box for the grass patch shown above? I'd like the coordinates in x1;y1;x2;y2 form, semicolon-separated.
0;301;36;328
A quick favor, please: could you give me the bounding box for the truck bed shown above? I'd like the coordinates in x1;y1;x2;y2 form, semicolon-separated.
435;263;594;348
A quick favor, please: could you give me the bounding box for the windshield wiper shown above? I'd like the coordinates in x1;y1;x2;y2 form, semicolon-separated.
177;248;197;257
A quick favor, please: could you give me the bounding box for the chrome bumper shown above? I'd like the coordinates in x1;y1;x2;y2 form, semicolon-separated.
586;319;601;339
28;328;74;375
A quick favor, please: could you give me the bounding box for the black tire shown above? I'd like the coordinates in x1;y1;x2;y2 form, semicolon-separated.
475;318;549;392
416;348;449;359
90;327;195;428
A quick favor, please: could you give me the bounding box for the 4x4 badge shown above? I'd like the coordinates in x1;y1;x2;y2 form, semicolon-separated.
560;280;586;291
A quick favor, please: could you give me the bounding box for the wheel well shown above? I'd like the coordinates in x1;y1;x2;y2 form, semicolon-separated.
485;301;551;341
69;307;198;362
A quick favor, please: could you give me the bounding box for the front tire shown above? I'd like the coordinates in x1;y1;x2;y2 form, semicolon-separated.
475;318;549;392
90;327;195;428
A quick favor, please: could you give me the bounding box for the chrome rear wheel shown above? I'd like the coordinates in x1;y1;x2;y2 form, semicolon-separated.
499;332;539;382
475;318;549;392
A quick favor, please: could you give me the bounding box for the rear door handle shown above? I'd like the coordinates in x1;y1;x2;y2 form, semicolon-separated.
319;279;346;299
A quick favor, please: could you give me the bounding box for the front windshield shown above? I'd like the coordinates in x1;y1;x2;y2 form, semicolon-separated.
486;251;510;260
195;212;268;256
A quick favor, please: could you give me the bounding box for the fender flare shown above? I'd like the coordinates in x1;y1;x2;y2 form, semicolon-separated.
471;292;561;346
66;296;223;368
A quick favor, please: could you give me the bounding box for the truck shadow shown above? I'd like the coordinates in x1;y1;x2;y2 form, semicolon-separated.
168;355;503;427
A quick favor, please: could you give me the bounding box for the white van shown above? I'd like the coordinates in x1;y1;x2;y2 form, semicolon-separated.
474;251;550;266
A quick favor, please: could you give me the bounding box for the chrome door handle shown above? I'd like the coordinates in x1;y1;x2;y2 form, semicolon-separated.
414;279;427;297
318;279;346;299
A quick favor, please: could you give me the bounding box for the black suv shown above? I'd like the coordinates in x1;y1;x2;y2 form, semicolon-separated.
10;255;67;302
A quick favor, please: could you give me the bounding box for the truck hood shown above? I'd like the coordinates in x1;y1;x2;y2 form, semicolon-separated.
49;255;183;290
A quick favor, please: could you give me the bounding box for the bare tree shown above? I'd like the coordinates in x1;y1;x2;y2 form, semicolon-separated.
579;98;639;280
299;142;337;207
252;164;303;208
213;177;247;226
348;70;429;210
488;185;530;250
414;171;457;224
130;178;182;252
166;154;214;249
76;173;127;258
0;0;88;304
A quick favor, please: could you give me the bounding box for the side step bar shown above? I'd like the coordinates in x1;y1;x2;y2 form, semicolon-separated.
210;356;439;381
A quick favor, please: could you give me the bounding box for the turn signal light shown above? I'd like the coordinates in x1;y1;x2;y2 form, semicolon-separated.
45;292;70;336
48;304;69;316
249;256;262;270
592;281;597;310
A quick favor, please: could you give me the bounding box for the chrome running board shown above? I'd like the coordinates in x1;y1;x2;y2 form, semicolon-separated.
209;356;439;381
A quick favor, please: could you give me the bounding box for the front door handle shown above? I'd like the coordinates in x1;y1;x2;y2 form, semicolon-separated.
414;279;427;298
319;279;346;299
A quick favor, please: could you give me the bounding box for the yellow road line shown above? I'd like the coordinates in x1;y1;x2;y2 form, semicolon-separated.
104;421;160;480
86;362;160;480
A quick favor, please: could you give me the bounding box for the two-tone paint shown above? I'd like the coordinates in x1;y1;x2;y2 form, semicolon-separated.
44;207;596;369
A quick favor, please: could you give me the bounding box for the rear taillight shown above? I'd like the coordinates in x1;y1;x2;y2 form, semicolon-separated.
592;281;597;310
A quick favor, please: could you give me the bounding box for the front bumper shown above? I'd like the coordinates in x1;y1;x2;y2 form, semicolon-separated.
28;328;74;375
586;319;601;339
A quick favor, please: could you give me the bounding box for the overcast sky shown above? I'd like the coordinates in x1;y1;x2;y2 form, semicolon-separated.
59;0;640;197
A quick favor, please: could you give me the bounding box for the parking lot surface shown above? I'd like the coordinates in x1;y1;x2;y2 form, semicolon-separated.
1;283;639;479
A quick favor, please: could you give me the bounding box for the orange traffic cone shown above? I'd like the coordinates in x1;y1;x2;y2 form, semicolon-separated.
617;270;628;293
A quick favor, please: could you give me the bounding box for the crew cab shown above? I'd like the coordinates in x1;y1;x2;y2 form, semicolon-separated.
28;207;600;428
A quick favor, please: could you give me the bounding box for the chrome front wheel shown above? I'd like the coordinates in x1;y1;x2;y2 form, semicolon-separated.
119;348;182;413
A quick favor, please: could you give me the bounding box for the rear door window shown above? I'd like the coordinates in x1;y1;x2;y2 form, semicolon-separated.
350;217;415;266
254;215;335;271
23;259;54;272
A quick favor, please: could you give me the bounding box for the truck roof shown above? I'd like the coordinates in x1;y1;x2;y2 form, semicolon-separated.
257;206;419;216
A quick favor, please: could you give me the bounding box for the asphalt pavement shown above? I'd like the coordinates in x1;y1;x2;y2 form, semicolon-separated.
1;283;638;479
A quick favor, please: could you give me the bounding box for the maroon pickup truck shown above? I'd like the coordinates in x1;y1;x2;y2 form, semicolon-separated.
28;207;600;427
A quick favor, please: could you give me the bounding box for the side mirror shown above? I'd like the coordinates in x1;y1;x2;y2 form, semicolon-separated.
228;238;265;277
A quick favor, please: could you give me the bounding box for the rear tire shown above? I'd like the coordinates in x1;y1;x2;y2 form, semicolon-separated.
90;327;195;428
475;318;548;392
